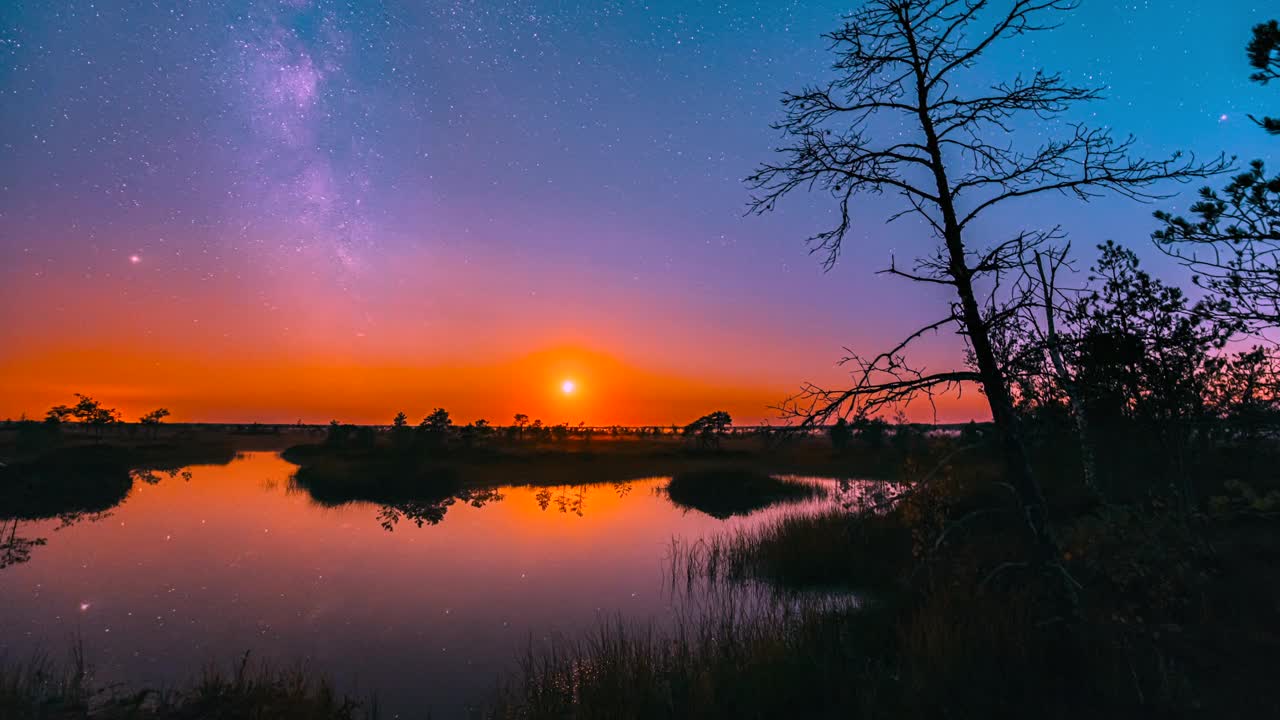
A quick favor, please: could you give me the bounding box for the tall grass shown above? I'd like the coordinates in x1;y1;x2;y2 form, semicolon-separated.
670;500;910;593
0;648;374;720
488;587;882;720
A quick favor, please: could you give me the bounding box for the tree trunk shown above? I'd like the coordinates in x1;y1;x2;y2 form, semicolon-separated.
899;10;1072;620
1035;252;1100;494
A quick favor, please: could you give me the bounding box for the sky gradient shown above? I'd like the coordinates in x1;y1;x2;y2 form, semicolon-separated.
1;0;1274;425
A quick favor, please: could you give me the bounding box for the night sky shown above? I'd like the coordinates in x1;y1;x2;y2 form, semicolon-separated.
0;1;1273;424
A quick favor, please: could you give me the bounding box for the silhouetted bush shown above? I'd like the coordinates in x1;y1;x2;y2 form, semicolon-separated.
665;470;822;519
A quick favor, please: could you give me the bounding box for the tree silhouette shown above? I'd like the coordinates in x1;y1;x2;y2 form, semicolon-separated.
828;417;853;451
139;408;170;439
391;411;411;448
683;411;732;450
747;0;1226;566
45;405;73;424
1154;21;1279;330
1247;19;1279;135
139;408;170;424
417;408;453;450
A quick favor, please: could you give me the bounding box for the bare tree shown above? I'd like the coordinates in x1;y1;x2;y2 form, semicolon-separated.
747;0;1226;566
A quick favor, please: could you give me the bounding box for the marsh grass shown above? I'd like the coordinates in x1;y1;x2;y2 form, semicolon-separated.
488;585;878;720
0;648;374;720
670;505;911;592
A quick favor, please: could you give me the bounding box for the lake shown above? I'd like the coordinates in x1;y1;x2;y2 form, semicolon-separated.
0;450;847;718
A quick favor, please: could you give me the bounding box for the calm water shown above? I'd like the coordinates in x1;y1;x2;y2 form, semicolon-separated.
1;451;843;718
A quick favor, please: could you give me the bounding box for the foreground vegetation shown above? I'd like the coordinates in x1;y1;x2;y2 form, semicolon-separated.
0;651;372;720
488;432;1280;719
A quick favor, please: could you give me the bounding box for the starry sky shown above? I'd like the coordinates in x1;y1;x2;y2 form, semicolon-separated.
0;1;1274;425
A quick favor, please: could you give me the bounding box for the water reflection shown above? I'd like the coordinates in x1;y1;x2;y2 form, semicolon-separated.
0;451;861;718
1;519;46;569
373;487;506;530
0;451;134;569
533;480;633;517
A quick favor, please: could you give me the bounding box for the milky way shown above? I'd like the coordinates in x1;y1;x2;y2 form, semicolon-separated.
0;1;1274;423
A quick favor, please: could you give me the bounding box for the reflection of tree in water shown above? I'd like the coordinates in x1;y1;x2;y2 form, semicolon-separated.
533;481;633;517
376;488;505;531
1;452;143;570
1;519;46;569
130;467;193;485
2;509;117;570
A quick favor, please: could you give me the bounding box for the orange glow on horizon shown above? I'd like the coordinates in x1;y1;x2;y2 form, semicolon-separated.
0;257;994;426
0;342;992;425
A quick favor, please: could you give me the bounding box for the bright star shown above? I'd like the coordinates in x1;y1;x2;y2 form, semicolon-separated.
129;254;141;264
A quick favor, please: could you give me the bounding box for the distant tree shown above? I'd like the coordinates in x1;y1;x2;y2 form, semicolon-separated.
890;421;926;453
44;394;120;438
139;408;170;439
552;423;569;443
72;394;120;427
418;408;453;448
513;413;530;440
748;0;1226;563
959;420;984;446
391;411;411;448
139;408;170;425
45;404;73;425
852;417;888;449
829;417;853;452
324;420;346;448
683;411;732;450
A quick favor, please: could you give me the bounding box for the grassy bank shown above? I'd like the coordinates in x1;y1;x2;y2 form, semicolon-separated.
278;429;933;501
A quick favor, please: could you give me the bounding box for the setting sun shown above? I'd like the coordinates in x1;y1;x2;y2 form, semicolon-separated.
561;379;576;394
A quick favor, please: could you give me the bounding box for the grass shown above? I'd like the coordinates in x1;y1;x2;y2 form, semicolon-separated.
483;578;1141;720
672;505;911;591
487;593;883;720
0;650;373;720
